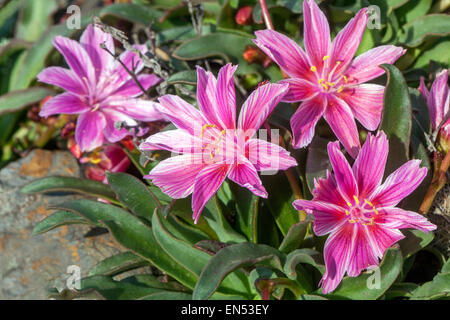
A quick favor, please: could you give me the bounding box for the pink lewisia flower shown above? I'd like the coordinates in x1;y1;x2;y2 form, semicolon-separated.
253;0;406;158
140;64;297;222
419;69;450;151
37;24;164;152
293;131;436;294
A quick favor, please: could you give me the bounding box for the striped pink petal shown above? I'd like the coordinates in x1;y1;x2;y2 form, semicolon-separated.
346;226;379;277
419;77;430;100
329;8;368;74
312;171;347;208
75;111;106;152
302;0;331;70
228;158;268;198
140;129;201;154
278;78;318;103
246;139;297;172
101;109;136;143
192;164;230;223
324;95;361;158
145;154;204;199
377;207;437;233
427;69;449;130
290;97;326;149
238;83;288;131
112;74;161;98
346;45;406;84
39;93;90;117
37;67;86;95
338;84;384;131
327;140;358;203
365;225;404;259
253;29;313;80
80;24;114;79
352;131;388;199
320;223;357;294
370;160;427;207
106;99;165;122
214;63;237;129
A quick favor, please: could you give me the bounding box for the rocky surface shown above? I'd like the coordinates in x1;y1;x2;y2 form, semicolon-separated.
0;149;123;299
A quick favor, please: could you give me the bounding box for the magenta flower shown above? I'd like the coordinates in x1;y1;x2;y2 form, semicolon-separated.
140;64;297;222
253;0;405;158
38;24;163;152
293;131;436;294
419;69;450;150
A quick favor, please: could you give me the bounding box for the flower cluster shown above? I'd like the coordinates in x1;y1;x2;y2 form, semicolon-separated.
39;0;439;295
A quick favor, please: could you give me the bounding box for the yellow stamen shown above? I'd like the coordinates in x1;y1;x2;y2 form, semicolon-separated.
374;208;379;215
322;55;330;61
326;82;336;87
337;85;344;93
349;219;356;223
353;195;360;205
92;104;100;112
318;78;325;84
310;66;317;72
343;75;348;83
364;199;374;207
321;83;329;90
345;210;350;216
200;124;216;137
336;60;341;65
347;202;352;207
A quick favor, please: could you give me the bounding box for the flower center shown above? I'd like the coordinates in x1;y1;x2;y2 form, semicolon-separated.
345;195;379;226
200;124;226;160
309;56;351;93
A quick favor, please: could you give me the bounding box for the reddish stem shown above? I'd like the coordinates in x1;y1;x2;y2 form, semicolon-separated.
258;0;274;29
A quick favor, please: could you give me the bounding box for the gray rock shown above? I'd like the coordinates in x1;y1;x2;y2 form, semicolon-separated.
0;149;123;299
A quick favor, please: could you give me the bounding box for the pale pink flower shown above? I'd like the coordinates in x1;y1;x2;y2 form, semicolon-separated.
293;131;436;294
38;24;163;152
419;69;450;150
140;64;297;222
253;0;405;158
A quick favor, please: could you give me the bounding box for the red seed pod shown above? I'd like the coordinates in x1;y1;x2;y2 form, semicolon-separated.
235;6;253;25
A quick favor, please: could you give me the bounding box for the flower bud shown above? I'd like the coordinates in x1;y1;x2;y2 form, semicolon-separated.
235;6;253;25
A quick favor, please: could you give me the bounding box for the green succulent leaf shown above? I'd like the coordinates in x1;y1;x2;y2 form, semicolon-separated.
0;87;55;115
21;176;118;203
88;252;149;277
398;14;450;47
278;220;310;254
379;64;412;176
32;210;94;235
411;259;450;300
193;243;285;300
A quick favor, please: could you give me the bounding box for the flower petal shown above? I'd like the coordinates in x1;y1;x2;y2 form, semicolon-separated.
145;154;204;199
75;111;106;152
253;29;313;80
278;78;318;103
428;69;449;130
192;164;230;223
290;97;326;149
312;171;347;208
107;99;165;122
338;84;384;131
112;74;161;98
39;93;90;117
419;77;430;101
352;131;388;199
365;225;404;259
320;223;357;294
330;8;368;74
327;140;359;203
293;199;347;236
228;158;268;198
37;67;86;95
53;36;96;87
324;95;361;158
140;129;201;154
346;226;379;277
345;45;406;84
303;0;331;69
101;109;136;143
214;63;237;129
370;160;427;207
377;207;437;233
80;24;114;78
238;83;288;132
158;94;207;135
246;139;297;172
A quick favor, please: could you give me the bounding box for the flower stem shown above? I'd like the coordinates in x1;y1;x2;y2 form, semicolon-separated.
258;0;274;30
419;150;450;214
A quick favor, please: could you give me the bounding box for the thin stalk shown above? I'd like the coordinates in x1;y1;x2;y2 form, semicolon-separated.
259;0;274;30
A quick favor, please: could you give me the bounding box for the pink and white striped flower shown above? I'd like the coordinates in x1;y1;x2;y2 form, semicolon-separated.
293;131;436;294
38;24;164;152
419;69;450;151
141;64;297;222
253;0;405;158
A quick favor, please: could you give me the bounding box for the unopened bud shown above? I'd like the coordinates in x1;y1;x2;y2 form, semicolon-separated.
235;6;253;25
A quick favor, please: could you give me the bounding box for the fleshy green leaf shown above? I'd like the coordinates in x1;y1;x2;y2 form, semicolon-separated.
193;243;285;300
99;3;163;25
379;64;412;176
305;136;331;194
88;252;149;277
229;183;259;243
21;176;118;203
411;259;450;299
398;14;450;47
0;87;55;115
167;70;197;85
32;210;94;235
278;220;310;254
